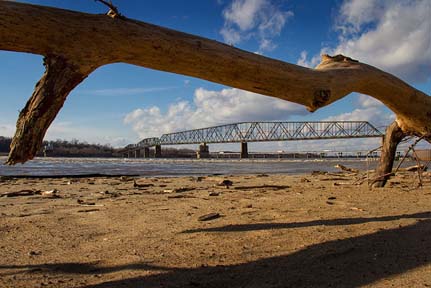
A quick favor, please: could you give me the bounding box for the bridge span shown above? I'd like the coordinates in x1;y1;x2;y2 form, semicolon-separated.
123;121;383;158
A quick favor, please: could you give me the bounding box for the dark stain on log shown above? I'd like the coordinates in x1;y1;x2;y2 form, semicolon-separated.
312;89;331;109
253;86;271;93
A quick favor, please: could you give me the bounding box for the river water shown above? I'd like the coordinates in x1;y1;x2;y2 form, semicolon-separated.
0;156;408;177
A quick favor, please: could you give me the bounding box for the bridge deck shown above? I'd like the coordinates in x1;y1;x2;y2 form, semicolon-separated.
127;121;383;149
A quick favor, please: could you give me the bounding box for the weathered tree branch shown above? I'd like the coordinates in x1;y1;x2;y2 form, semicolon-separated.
0;1;430;166
371;121;406;188
6;55;91;164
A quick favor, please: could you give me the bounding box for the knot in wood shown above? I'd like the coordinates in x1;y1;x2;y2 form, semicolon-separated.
311;89;331;110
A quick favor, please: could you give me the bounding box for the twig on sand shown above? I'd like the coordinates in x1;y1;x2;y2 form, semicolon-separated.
234;184;290;190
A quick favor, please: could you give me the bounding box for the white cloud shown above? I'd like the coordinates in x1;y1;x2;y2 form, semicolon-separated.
223;0;264;31
97;137;131;147
124;87;307;139
0;123;15;137
356;93;383;109
323;93;394;128
298;0;431;82
324;107;393;126
296;50;322;68
220;27;243;45
258;38;277;53
43;122;132;147
337;0;385;34
296;51;309;67
220;0;293;52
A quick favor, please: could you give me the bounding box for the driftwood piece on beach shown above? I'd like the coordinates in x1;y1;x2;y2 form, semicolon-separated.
0;189;39;197
0;189;58;198
319;177;350;182
233;184;290;190
335;164;359;174
402;165;427;172
133;180;155;188
198;213;221;222
1;2;430;188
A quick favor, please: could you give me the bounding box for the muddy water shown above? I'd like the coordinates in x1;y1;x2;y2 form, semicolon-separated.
0;156;406;177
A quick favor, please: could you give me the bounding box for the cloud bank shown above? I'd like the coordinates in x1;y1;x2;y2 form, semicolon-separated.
124;87;307;139
324;93;394;129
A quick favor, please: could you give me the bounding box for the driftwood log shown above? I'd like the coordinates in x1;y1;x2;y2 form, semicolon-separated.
1;2;430;187
371;122;407;187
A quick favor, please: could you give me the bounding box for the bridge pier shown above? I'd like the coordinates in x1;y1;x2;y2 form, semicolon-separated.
154;145;162;158
196;143;209;159
134;149;141;158
143;147;150;158
240;142;248;159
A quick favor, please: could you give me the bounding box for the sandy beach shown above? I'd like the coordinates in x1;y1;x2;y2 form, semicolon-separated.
0;170;430;288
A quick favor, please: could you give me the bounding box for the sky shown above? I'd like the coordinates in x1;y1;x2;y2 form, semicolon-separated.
1;0;430;153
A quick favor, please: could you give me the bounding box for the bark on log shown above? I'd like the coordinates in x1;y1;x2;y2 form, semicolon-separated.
371;121;406;188
6;55;91;165
0;1;430;165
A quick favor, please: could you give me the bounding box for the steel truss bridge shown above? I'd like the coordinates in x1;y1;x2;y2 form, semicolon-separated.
126;121;383;149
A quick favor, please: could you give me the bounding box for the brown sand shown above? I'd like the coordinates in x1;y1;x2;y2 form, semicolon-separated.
0;171;430;288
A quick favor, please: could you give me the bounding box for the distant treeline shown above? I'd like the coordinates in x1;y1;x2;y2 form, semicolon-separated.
0;136;197;158
0;136;119;157
0;136;11;155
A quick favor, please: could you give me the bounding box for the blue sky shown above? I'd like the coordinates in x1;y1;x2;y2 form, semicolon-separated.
1;0;430;152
